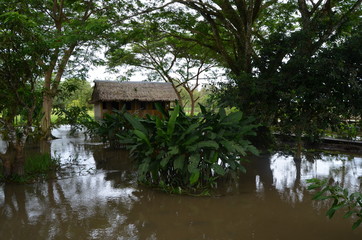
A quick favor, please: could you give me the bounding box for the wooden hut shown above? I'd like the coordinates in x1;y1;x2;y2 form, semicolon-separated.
90;81;179;120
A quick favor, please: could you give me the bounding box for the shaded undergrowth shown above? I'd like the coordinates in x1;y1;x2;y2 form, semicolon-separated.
0;153;60;183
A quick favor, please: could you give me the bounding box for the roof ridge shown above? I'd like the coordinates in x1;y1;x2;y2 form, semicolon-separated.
94;80;172;84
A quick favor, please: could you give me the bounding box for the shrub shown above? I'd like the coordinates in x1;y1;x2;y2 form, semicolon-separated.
87;109;130;148
54;106;95;135
117;104;259;193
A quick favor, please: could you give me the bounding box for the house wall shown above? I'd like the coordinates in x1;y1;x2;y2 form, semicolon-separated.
94;103;102;121
94;100;171;120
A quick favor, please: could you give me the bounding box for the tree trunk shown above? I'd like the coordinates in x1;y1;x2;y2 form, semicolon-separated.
295;131;303;160
1;144;16;178
13;144;25;176
40;140;51;154
0;142;26;178
40;94;53;140
190;96;195;116
188;89;196;116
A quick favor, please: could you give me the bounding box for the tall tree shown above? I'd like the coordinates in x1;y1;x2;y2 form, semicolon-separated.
4;0;172;140
33;0;113;139
146;0;362;155
168;0;361;76
0;9;46;177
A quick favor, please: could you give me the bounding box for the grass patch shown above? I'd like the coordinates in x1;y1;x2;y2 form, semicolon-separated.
25;153;60;176
0;153;60;183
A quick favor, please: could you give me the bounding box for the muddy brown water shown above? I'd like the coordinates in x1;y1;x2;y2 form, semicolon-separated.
1;126;362;240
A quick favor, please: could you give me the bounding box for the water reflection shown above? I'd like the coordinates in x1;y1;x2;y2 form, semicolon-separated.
0;126;361;239
268;152;362;194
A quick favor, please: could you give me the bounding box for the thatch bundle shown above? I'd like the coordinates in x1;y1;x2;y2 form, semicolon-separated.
91;81;179;103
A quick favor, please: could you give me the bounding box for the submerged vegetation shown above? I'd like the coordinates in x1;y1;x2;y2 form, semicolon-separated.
95;104;259;193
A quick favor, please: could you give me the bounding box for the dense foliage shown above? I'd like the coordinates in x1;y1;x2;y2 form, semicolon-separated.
52;78;94;134
0;8;46;176
87;109;130;148
114;104;258;193
308;178;362;230
99;0;362;157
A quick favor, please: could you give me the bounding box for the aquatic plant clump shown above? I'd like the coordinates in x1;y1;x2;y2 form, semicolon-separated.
117;104;259;193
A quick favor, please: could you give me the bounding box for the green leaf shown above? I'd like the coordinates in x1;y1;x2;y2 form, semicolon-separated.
210;151;218;164
220;140;247;155
189;170;200;185
160;156;171;168
220;140;235;152
343;211;354;219
155;117;166;137
196;140;219;149
352;219;362;230
138;160;150;177
313;194;332;201
212;164;226;176
173;155;185;170
181;123;199;138
326;207;336;218
183;135;200;146
124;113;147;134
188;154;200;173
239;165;247;174
218;108;226;118
199;104;207;114
168;146;179;155
167;104;180;136
223;111;242;124
247;145;259;156
133;129;151;147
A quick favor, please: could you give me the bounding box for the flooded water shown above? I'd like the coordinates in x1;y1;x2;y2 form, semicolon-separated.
1;126;362;240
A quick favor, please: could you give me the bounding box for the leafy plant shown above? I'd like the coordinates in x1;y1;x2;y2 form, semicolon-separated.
335;122;359;140
117;103;259;193
54;105;94;135
307;178;362;230
87;108;130;148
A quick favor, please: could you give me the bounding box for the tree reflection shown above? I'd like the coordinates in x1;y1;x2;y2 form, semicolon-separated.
0;172;140;240
1;126;362;240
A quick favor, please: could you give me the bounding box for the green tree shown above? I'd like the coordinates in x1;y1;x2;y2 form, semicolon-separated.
54;78;93;110
275;28;362;157
0;10;46;177
107;24;220;116
167;0;361;77
157;0;361;155
2;0;171;140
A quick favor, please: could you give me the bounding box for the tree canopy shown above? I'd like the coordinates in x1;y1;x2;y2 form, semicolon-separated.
0;8;46;176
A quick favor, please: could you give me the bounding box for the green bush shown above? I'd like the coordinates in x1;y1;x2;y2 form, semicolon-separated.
86;109;130;148
307;178;362;230
54;105;95;135
335;122;358;140
117;103;259;193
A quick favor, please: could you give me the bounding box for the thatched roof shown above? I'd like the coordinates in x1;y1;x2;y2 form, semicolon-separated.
91;81;179;103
